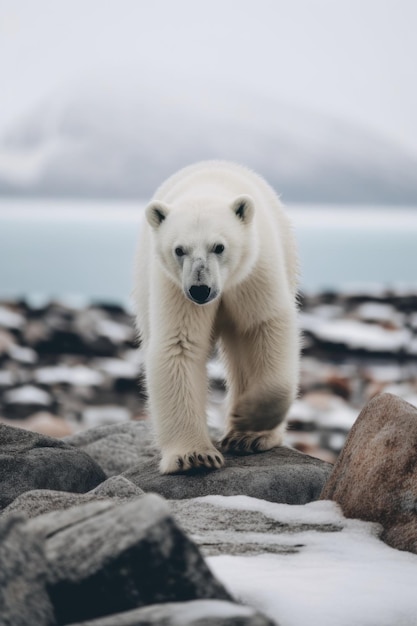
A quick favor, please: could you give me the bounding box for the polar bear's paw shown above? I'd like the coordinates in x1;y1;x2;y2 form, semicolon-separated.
159;447;225;474
220;429;283;455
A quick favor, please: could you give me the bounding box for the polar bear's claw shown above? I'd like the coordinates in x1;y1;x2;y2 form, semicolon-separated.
160;448;224;474
220;430;283;455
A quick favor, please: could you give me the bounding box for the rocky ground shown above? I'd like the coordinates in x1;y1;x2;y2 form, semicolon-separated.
1;393;417;625
1;288;417;461
1;291;417;624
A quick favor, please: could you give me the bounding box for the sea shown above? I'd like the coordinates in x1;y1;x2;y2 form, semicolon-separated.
0;198;417;307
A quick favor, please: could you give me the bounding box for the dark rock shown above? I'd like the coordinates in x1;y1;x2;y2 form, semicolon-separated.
321;393;417;553
27;495;231;625
0;423;106;511
66;421;331;503
1;475;143;519
66;599;275;625
128;443;331;505
123;446;331;504
36;329;94;356
0;515;54;626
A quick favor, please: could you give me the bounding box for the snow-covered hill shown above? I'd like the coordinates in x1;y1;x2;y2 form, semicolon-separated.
1;82;417;204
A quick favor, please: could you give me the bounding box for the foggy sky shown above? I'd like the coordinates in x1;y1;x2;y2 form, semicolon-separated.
1;0;416;157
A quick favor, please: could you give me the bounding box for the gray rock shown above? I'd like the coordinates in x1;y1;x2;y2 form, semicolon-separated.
124;443;332;505
170;497;342;556
64;421;156;476
67;599;275;625
0;515;54;626
27;495;231;624
0;423;107;511
1;475;143;519
66;421;332;504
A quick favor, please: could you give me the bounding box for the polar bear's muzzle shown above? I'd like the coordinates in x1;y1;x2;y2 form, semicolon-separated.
182;257;220;305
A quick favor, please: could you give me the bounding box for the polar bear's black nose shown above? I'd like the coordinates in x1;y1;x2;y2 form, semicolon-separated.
189;285;211;304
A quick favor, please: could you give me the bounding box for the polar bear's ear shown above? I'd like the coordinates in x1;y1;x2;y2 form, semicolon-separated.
146;201;170;229
231;195;254;224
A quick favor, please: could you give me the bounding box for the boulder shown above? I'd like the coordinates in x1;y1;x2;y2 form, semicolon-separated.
0;515;54;626
321;393;417;553
66;600;274;625
66;421;332;504
1;475;143;519
26;495;231;625
65;421;156;476
123;444;332;505
0;423;106;511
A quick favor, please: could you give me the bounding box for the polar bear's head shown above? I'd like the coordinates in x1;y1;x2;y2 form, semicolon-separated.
145;196;258;305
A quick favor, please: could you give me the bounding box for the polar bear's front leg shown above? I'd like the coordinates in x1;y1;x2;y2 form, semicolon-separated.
220;312;299;454
146;298;224;474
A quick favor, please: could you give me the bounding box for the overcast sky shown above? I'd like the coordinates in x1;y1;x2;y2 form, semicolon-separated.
1;0;416;155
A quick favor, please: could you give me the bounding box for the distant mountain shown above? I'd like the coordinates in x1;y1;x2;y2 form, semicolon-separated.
0;83;417;204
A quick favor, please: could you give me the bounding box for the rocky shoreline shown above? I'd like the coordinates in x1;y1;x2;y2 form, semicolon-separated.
1;290;417;624
1;288;416;461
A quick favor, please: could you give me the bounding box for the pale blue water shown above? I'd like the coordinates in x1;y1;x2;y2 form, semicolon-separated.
0;200;416;305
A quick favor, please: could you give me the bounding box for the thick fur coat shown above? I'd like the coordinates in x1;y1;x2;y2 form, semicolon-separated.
133;161;299;474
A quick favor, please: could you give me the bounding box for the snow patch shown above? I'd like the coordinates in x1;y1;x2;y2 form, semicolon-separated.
8;344;37;364
0;306;24;329
93;358;139;379
5;385;51;405
301;313;411;352
34;365;104;386
194;496;345;526
202;497;417;626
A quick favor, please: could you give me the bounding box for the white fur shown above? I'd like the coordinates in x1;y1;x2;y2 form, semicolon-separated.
133;161;300;474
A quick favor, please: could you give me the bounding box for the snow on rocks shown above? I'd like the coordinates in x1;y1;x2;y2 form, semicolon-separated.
0;305;25;329
0;289;417;458
35;364;104;386
4;384;52;406
0;300;145;435
206;500;417;626
301;313;411;353
1;405;417;626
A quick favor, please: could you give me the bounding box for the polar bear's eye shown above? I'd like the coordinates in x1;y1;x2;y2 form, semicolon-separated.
175;247;186;257
213;244;225;255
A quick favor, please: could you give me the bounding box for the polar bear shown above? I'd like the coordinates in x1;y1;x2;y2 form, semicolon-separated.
133;161;299;474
